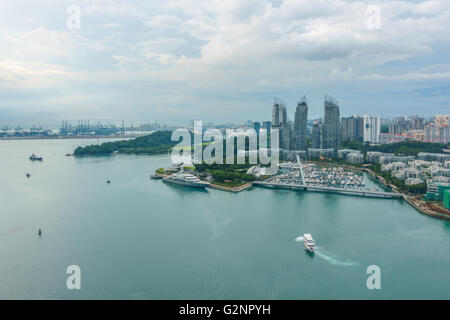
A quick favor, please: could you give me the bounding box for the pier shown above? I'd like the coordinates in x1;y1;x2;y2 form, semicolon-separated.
252;181;403;199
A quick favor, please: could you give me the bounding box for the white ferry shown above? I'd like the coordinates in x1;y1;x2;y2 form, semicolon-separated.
303;234;315;253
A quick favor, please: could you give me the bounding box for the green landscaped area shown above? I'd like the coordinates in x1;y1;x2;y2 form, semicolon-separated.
194;163;258;187
370;164;428;195
341;140;449;156
210;180;248;188
74;131;178;155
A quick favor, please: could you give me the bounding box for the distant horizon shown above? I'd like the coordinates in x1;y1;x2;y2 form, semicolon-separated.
0;113;445;129
1;1;450;124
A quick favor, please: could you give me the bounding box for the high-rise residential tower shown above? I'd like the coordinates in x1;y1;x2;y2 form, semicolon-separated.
253;121;261;134
272;97;289;149
283;121;293;150
342;115;364;141
311;122;324;149
323;94;341;149
293;96;308;151
363;115;380;143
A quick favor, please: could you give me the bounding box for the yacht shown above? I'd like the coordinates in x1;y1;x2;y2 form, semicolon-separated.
29;154;43;161
303;234;315;253
163;171;210;188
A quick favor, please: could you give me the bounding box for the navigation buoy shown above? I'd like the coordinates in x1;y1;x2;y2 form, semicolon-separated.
38;229;42;236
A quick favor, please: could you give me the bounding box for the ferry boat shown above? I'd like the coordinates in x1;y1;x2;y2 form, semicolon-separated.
29;154;43;161
163;172;210;188
303;234;315;253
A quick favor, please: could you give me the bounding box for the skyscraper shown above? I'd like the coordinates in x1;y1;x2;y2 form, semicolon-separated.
363;115;380;143
253;121;261;134
323;95;341;149
262;121;271;131
293;96;308;151
311;122;324;149
272;97;289;149
283;121;293;150
409;115;424;130
435;114;450;126
389;117;409;134
342;115;364;141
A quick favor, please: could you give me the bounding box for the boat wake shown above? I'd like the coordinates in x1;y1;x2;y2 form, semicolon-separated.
314;247;359;267
294;236;359;267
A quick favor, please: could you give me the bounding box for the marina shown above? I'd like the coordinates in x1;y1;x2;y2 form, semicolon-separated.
254;159;402;199
253;181;403;199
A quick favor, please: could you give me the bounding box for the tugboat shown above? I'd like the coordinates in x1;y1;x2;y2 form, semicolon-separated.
303;234;315;253
29;154;43;161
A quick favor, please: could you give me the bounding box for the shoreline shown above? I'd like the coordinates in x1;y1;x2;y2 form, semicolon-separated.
317;161;450;221
0;134;142;141
208;182;253;192
402;195;450;220
158;158;448;220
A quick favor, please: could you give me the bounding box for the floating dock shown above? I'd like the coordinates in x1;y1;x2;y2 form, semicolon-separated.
252;181;403;199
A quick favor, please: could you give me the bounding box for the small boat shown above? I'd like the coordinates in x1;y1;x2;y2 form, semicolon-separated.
29;154;43;161
303;233;315;253
107;180;111;184
26;173;30;178
38;229;42;236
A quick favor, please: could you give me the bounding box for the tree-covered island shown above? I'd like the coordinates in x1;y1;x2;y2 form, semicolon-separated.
74;131;178;155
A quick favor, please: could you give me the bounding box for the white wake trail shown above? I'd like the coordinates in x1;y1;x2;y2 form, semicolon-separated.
295;236;359;267
314;247;359;267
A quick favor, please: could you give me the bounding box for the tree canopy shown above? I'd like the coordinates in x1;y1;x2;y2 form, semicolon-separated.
74;131;179;155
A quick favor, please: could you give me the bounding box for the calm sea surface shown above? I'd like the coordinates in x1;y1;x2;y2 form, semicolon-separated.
0;139;449;299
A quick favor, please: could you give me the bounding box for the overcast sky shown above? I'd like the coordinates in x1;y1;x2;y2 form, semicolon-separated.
0;0;449;126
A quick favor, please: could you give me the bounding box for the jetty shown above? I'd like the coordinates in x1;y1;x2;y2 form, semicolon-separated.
208;182;252;193
252;181;403;199
259;155;402;199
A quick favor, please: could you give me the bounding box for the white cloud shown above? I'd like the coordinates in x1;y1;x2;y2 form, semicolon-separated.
102;23;122;29
0;59;68;87
1;0;450;121
112;55;142;66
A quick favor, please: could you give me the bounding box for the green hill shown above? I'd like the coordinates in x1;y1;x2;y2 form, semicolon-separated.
74;131;178;155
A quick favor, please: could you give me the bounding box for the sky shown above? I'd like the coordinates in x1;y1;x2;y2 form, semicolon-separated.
0;0;450;126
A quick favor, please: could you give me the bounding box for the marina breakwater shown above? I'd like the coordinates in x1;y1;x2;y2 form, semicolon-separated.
208;182;253;192
252;181;403;199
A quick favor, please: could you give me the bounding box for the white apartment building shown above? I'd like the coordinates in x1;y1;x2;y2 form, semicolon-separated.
363;115;380;144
